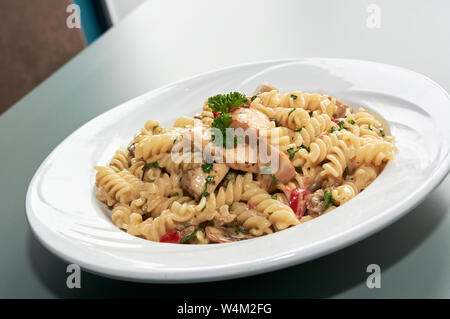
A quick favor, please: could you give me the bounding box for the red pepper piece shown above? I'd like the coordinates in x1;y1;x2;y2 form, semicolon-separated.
331;118;339;125
160;230;181;243
248;202;256;210
289;188;309;219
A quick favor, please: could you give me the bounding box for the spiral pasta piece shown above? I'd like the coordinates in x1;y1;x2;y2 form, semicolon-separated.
253;90;338;116
109;149;130;172
321;139;350;178
95;166;138;205
230;202;272;236
355;140;395;166
134;131;182;160
242;182;299;230
331;182;359;205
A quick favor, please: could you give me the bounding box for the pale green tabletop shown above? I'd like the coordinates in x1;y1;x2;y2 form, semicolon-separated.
1;0;450;298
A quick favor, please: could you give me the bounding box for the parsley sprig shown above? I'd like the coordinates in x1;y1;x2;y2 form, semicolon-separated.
207;92;249;113
322;187;336;211
208;92;249;147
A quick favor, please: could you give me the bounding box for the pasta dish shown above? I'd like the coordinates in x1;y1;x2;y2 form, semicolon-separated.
94;83;396;244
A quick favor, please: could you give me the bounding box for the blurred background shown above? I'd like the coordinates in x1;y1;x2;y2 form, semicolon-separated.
0;0;144;114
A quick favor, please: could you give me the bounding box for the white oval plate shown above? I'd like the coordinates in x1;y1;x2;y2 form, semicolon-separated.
26;58;450;283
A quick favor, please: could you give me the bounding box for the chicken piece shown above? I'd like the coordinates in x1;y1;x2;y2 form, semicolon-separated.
180;125;212;151
181;163;229;198
253;83;278;95
306;189;325;217
229;107;272;133
271;146;296;184
226;142;295;184
226;143;259;173
213;205;236;227
329;96;352;118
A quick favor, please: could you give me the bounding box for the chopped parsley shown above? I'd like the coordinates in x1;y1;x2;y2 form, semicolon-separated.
141;162;159;180
199;175;215;199
211;113;233;147
295;127;303;132
290;94;298;100
322;187;335;211
199;190;210;199
250;95;258;101
271;194;278;200
348;119;356;125
338;120;348;131
235;228;249;235
380;129;385;137
330;126;338;133
207;92;249;113
173;136;179;144
271;174;277;183
343;166;349;178
180;227;204;244
205;175;215;185
201;163;213;173
226;171;236;180
368;124;372;131
287;144;310;160
288;108;296;116
208;92;249;147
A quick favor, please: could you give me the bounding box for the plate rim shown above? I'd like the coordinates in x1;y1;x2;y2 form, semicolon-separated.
25;57;450;283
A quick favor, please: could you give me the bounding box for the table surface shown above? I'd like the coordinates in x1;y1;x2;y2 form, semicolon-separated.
1;0;450;298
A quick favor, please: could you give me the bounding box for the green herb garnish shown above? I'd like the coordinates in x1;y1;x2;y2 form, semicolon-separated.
288;108;296;117
199;191;210;199
322;188;335;211
226;171;236;180
343;166;349;178
271;174;277;183
338;120;348;131
380;129;385;137
207;92;248;113
251;95;258;101
271;194;278;200
348;120;356;125
206;175;215;185
180;227;204;243
211;113;233;147
288;144;310;160
295;127;303;132
201;163;213;173
290;94;298;100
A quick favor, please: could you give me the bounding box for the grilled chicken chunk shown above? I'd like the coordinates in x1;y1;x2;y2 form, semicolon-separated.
181;163;229;198
253;83;278;95
229;107;272;133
